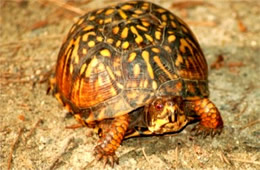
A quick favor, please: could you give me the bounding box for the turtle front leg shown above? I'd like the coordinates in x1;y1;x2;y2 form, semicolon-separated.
187;98;223;137
94;114;129;167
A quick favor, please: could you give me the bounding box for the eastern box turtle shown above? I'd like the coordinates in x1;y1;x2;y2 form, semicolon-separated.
49;0;223;167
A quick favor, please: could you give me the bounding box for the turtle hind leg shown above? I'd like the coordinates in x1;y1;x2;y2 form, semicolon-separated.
188;98;223;137
94;114;130;167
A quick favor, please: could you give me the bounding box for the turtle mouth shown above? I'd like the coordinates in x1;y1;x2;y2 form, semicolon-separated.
147;104;189;134
147;105;177;133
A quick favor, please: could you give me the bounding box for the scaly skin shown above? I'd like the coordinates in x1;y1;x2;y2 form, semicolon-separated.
94;114;130;167
188;98;223;137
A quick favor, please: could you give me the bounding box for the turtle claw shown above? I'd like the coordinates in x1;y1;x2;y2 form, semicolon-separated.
94;145;119;168
191;123;223;138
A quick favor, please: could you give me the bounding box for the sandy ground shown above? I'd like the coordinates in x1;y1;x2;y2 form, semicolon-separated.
0;0;259;169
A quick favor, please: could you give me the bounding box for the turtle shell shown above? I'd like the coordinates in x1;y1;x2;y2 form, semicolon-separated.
54;1;209;123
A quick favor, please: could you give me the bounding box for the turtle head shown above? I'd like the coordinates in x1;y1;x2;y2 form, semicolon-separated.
145;97;188;134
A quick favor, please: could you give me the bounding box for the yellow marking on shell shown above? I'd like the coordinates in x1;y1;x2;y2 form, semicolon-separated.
141;2;149;10
144;79;149;88
88;40;95;47
186;38;199;53
82;32;96;41
89;15;95;21
164;45;172;53
113;26;120;35
169;14;175;20
121;4;133;10
152;48;160;53
141;21;150;27
100;49;111;57
152;81;158;90
195;53;207;75
156;8;166;13
136;25;148;31
142;51;154;79
153;56;175;79
181;25;188;33
175;54;183;67
85;56;98;77
104;18;112;24
132;14;139;18
162;22;167;26
130;26;143;44
134;9;144;14
106;66;116;80
82;48;87;55
96;36;103;42
83;25;95;32
168;35;176;43
133;63;141;78
121;27;129;39
110;86;118;96
69;63;73;74
72;77;80;106
107;38;114;44
122;41;130;49
118;9;128;19
171;21;177;28
155;31;161;40
128;52;136;62
188;56;200;71
144;34;153;42
185;59;190;68
69;25;76;33
97;75;103;88
98;19;104;25
71;36;80;64
77;17;84;25
116;40;121;47
62;47;72;88
80;63;87;75
105;8;114;15
96;9;104;14
180;38;194;55
116;82;124;89
161;14;167;21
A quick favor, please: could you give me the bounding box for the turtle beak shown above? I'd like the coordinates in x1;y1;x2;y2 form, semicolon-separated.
166;104;176;123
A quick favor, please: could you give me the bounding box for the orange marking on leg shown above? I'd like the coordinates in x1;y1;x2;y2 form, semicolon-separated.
94;114;129;166
190;98;223;136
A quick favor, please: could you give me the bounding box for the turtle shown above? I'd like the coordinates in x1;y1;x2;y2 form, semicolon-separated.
48;0;223;167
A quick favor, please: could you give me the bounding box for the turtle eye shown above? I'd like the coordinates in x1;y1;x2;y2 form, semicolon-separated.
155;103;164;111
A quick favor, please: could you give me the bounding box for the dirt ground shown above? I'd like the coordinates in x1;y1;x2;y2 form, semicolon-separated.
0;0;259;169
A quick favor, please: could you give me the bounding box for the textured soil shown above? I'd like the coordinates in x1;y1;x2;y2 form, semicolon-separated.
0;0;259;170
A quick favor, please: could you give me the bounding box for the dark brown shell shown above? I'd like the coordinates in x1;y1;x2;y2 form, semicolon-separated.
54;1;209;123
